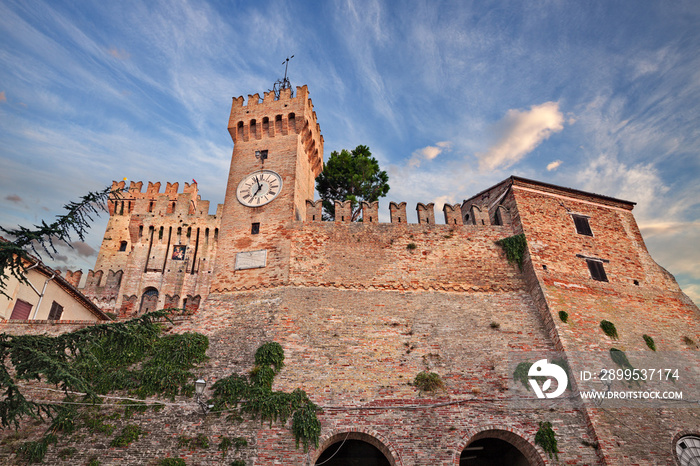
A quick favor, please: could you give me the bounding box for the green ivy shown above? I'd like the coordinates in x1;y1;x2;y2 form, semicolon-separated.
642;334;656;351
495;234;527;270
600;320;618;339
512;362;533;389
534;421;558;460
558;311;568;323
210;344;320;452
178;433;209;449
15;434;57;464
110;424;145;447
230;461;246;466
218;436;247;458
413;372;444;392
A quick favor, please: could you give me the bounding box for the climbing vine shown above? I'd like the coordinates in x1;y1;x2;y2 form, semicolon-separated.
495;234;527;270
534;421;559;460
209;342;321;452
642;334;656;351
599;320;619;339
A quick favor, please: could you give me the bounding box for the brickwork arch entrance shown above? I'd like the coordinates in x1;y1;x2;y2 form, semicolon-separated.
313;431;398;466
459;429;544;466
139;287;159;314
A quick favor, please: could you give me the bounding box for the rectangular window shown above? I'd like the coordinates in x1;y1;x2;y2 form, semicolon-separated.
587;260;608;282
573;215;593;236
48;301;64;320
251;222;260;235
10;299;32;320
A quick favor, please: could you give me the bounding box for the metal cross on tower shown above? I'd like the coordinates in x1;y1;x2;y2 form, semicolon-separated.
270;55;294;99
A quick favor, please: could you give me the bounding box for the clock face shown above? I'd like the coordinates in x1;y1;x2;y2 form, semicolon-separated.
236;170;283;207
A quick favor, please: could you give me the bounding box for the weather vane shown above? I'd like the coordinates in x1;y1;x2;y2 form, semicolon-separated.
270;55;294;99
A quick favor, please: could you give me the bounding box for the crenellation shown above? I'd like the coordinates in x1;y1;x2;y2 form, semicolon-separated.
130;180;143;193
334;200;352;222
63;269;82;288
443;203;463;225
360;201;378;222
146;181;161;194
306;200;322;222
416;202;435;224
165;182;178;194
390;201;407;224
86;269;103;288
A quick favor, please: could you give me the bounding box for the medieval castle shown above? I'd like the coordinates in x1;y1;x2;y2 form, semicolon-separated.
4;85;700;465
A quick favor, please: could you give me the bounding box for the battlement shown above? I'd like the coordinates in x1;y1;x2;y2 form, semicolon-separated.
108;180;207;217
227;85;323;176
304;199;509;226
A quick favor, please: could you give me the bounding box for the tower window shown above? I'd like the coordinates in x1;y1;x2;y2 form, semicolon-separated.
251;222;260;234
573;215;593;236
119;241;128;251
587;259;608;282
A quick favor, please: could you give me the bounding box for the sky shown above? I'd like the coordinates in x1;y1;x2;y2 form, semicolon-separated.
1;0;699;304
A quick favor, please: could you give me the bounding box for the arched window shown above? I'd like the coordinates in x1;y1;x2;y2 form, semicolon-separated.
139;288;159;314
315;433;395;466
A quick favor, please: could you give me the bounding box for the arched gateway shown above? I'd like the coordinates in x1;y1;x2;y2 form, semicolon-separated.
459;429;545;466
314;432;397;466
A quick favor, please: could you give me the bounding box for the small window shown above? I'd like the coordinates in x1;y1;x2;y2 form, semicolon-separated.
251;222;260;234
573;215;593;236
119;241;127;251
48;301;63;320
587;259;608;282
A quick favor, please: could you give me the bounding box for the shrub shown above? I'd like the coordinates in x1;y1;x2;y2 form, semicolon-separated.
413;372;444;392
558;311;568;323
600;320;618;339
642;334;656;351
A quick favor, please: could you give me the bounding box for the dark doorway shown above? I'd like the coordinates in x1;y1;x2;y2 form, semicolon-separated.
315;439;391;466
139;288;159;314
460;438;531;466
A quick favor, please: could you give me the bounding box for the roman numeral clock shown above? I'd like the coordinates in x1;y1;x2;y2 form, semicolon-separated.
236;170;283;207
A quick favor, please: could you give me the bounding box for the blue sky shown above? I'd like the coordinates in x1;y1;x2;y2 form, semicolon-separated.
1;0;699;304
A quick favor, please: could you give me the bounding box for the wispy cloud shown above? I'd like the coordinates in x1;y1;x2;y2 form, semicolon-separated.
0;91;5;103
408;141;451;167
5;194;22;203
477;102;565;171
546;160;563;171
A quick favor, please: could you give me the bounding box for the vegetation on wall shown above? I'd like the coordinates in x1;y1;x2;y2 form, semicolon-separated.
209;342;321;452
534;421;559;460
642;334;656;351
110;424;145;447
495;233;527;270
599;320;619;339
413;371;445;392
558;311;568;323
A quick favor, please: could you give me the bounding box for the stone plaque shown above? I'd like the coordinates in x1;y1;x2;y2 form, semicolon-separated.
235;249;267;270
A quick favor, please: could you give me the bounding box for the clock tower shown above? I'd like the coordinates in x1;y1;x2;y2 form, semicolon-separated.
211;85;324;291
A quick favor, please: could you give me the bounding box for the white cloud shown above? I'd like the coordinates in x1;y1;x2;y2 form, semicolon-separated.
546;160;563;171
408;141;451;167
477;102;565;171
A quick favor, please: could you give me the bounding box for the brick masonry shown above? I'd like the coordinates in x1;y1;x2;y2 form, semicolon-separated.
1;86;698;465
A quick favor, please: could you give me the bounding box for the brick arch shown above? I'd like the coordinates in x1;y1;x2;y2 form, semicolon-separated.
454;426;546;466
312;429;403;466
672;429;700;466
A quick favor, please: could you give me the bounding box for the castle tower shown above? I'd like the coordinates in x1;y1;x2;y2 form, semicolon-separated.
211;85;324;291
